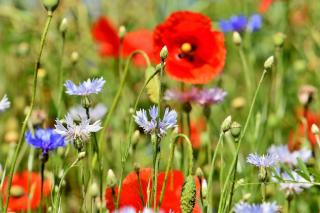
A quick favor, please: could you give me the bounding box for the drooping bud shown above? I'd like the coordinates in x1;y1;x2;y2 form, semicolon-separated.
232;31;242;46
230;121;242;140
160;45;168;61
181;176;197;213
106;169;117;188
221;115;232;133
119;25;126;40
264;56;274;70
59;18;68;36
298;85;317;106
42;0;60;12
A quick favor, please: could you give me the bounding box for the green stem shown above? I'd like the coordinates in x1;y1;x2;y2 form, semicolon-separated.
4;12;53;212
207;132;223;213
98;50;151;149
238;47;252;95
158;133;193;208
218;69;268;213
57;34;66;118
115;58;158;209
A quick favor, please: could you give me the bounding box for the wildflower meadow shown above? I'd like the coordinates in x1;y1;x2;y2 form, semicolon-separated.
1;0;320;212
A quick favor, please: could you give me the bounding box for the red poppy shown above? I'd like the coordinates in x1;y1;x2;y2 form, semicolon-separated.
153;11;226;84
2;171;51;212
190;118;206;149
92;16;154;66
259;0;273;13
105;168;200;212
288;109;320;151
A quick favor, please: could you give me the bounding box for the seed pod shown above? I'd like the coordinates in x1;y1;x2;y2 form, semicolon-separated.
181;175;196;213
221;115;232;133
42;0;60;12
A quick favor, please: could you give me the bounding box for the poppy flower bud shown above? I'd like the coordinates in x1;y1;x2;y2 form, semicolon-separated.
89;182;99;197
311;124;319;135
71;51;79;64
42;0;60;12
181;176;196;213
10;186;25;197
59;18;68;36
77;151;86;160
230;121;241;140
232;31;242;46
134;162;141;174
201;179;208;199
107;169;117;188
119;25;126;40
298;85;317;106
221;115;232;133
160;45;168;61
273;32;286;47
264;56;274;70
195;167;203;179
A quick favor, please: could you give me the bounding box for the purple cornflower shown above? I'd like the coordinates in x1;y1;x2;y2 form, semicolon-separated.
133;105;177;137
268;145;311;166
25;128;65;154
248;14;263;32
247;153;278;167
65;77;105;96
197;88;227;106
234;202;279;213
54;114;102;143
164;88;199;103
0;94;10;112
219;15;247;32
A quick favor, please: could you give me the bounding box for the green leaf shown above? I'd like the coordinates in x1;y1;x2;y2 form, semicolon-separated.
281;164;295;180
145;66;159;104
270;167;282;181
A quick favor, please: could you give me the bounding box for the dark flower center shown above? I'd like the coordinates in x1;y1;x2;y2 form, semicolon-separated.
178;42;196;62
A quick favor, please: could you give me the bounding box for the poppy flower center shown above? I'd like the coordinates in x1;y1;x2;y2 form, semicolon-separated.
180;42;192;53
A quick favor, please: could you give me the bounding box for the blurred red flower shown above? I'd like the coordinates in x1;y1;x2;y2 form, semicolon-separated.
259;0;273;13
288;109;320;151
153;11;226;84
190;118;206;149
2;171;51;212
105;168;200;212
92;16;154;66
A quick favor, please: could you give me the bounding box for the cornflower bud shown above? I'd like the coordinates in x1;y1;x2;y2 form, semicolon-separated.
264;56;274;70
232;31;242;46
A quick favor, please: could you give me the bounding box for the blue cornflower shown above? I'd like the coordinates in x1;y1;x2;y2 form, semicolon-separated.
134;106;177;137
65;77;106;96
197;88;227;106
247;153;278;167
0;94;10;112
234;202;279;213
247;14;263;32
268;145;311;166
25;128;65;154
219;15;247;32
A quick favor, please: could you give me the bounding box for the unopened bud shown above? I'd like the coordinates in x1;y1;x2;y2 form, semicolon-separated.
273;32;286;47
181;176;196;213
77;151;86;160
201;179;208;199
195;168;203;179
160;45;168;61
264;56;274;70
42;0;60;12
311;124;319;135
71;51;79;64
89;182;99;197
119;25;126;39
232;31;242;46
106;169;117;188
132;130;140;145
230;122;241;139
232;97;246;109
221;115;232;133
59;18;68;35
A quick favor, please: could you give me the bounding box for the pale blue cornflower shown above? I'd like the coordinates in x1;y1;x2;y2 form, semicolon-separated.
68;104;107;121
273;168;313;194
25;128;65;154
196;88;227;106
247;14;263;32
65;77;105;96
54;113;102;143
268;145;311;166
219;14;263;33
0;94;10;112
134;105;177;137
247;153;278;168
234;202;279;213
